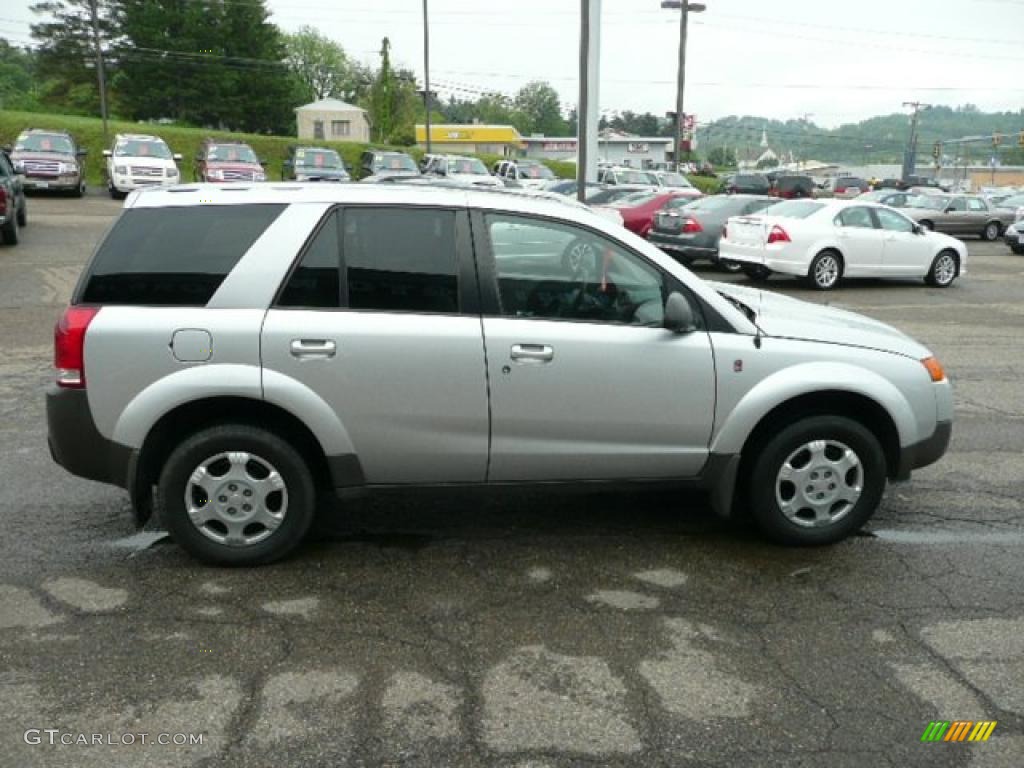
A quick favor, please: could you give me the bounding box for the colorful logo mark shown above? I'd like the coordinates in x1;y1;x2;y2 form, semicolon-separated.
921;721;997;742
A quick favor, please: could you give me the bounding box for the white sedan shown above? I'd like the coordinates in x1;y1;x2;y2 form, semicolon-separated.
719;199;968;290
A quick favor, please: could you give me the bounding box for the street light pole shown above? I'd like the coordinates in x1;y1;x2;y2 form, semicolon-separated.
422;0;432;154
901;101;931;182
663;1;706;172
87;0;109;145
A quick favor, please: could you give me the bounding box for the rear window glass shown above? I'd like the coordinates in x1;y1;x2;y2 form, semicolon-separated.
79;204;285;305
762;200;824;219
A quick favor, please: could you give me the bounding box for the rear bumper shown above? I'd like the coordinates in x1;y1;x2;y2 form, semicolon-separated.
648;232;718;261
46;385;133;489
894;420;952;481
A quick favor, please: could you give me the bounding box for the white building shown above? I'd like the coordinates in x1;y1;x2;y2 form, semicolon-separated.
520;134;672;168
295;98;371;143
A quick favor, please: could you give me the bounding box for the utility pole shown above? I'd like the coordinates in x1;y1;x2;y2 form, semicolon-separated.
662;1;706;172
577;0;601;202
421;0;432;154
88;0;109;145
901;101;930;182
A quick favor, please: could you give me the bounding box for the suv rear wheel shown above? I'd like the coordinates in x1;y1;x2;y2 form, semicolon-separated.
748;415;886;545
158;424;316;565
1;210;19;245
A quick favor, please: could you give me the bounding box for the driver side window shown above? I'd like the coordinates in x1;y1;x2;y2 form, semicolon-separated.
485;214;669;327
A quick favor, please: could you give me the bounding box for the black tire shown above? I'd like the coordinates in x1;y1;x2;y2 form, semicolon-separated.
748;415;886;546
918;220;934;231
982;222;1000;242
718;258;744;273
16;196;27;227
807;250;842;290
1;213;19;245
1011;245;1024;255
925;250;958;287
72;181;84;198
158;424;316;566
742;265;771;282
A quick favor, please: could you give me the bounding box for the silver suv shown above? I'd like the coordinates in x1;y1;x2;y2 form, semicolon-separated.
47;184;953;565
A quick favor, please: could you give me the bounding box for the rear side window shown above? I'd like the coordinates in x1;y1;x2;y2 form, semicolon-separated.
343;208;458;313
79;204;285;306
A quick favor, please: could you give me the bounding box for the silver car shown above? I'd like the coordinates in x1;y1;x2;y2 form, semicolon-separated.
47;184;953;565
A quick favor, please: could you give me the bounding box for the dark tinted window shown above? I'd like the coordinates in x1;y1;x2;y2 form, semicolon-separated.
278;212;340;308
343;208;458;313
79;204;285;306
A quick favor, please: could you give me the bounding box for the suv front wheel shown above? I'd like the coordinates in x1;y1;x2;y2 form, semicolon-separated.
748;415;886;545
158;424;316;565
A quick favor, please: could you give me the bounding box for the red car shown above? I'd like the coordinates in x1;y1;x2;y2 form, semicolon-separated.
608;189;702;237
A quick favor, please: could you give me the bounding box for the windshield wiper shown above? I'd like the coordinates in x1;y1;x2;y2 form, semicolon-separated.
717;291;757;322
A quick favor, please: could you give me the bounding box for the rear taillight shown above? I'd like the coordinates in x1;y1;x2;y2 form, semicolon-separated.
0;186;7;214
767;225;791;244
682;217;703;233
54;306;99;388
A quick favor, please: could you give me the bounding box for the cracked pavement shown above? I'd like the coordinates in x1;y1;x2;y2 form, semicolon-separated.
0;194;1021;767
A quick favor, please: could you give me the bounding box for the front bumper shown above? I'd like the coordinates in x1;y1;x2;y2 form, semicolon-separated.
112;177;176;192
23;176;80;191
894;420;952;481
46;385;132;489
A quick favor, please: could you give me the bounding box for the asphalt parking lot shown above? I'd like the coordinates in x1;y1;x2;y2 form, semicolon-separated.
1;193;1022;768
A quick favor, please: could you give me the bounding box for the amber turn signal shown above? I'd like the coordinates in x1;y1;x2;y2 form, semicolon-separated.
921;356;946;382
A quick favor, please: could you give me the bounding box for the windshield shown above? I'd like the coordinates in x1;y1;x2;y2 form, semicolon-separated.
672;196;739;213
114;139;172;159
296;149;343;169
519;163;555;179
615;169;653;185
207;144;259;164
15;133;74;154
450;157;488;175
762;200;824;219
908;195;948;210
376;154;418;171
659;172;693;188
611;191;659;208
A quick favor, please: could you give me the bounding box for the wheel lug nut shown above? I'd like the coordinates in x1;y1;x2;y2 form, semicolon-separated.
806;485;814;493
243;489;252;497
219;495;227;502
829;483;836;490
242;504;252;512
227;507;236;514
228;484;237;491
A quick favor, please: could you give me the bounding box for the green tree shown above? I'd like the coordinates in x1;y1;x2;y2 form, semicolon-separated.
284;26;352;103
0;39;40;111
30;0;119;115
707;146;736;167
366;39;418;143
514;81;565;136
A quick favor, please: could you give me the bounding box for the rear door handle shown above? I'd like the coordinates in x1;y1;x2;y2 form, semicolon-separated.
290;339;336;359
510;343;554;363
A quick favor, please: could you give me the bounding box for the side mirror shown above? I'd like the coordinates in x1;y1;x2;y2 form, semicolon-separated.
282;159;293;168
945;206;955;213
173;153;183;161
664;292;697;334
259;159;267;166
102;149;112;158
913;224;925;235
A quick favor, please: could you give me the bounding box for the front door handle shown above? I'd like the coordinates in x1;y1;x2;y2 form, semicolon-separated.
510;343;554;363
290;339;336;359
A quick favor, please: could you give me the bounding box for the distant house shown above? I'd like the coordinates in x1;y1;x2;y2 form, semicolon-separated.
295;99;370;143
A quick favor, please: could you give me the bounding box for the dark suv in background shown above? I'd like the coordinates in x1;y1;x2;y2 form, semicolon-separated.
9;128;87;197
723;173;771;195
770;174;815;199
281;146;350;182
0;148;28;244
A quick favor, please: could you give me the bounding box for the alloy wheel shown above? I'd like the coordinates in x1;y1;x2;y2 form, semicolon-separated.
933;253;957;286
814;255;839;288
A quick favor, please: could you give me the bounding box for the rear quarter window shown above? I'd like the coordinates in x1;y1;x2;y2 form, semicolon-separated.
77;204;286;306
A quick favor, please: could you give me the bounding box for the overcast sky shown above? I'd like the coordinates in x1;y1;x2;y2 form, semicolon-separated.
2;0;1022;128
